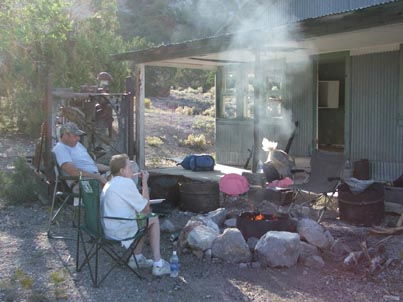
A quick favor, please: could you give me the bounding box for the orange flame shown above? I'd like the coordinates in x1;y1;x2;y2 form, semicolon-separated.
255;213;265;221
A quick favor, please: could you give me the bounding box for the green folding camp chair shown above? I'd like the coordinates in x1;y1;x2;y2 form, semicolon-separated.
47;152;80;239
289;149;346;222
76;178;150;287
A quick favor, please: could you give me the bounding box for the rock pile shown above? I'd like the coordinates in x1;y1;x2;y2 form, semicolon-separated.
166;207;341;269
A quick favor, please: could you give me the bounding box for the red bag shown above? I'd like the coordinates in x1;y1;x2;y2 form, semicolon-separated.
219;173;249;196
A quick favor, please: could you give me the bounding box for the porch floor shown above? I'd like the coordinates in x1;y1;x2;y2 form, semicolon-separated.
148;157;312;183
148;163;250;183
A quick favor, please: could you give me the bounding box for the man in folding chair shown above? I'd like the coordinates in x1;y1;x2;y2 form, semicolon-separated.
101;154;171;276
48;122;110;238
53;122;110;189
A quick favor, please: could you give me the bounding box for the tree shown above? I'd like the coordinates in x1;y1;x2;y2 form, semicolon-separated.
0;0;150;136
0;0;73;133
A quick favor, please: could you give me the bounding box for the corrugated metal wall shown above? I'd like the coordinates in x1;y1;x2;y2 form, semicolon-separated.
285;61;315;157
216;119;253;166
215;118;297;167
350;51;403;180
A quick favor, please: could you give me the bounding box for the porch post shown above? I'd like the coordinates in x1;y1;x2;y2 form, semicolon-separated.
125;76;135;159
252;47;263;172
43;67;53;174
135;64;145;169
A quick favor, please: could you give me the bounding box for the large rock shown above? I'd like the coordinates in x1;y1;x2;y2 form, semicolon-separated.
205;208;227;226
297;218;333;250
192;215;220;233
255;231;300;268
178;219;203;251
178;215;220;251
188;225;219;251
212;228;252;263
298;241;320;263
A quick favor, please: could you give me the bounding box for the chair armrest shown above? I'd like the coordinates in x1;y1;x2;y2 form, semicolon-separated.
103;214;153;229
102;215;149;222
60;175;80;181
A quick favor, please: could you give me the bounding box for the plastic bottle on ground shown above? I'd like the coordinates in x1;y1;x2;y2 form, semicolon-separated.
170;251;179;278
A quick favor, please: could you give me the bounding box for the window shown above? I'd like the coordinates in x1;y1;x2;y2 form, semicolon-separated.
218;64;285;119
265;71;284;118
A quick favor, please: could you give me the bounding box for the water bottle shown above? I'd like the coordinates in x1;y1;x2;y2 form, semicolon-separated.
257;160;264;174
170;251;179;278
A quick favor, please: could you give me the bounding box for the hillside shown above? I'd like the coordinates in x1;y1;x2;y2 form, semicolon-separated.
145;87;216;167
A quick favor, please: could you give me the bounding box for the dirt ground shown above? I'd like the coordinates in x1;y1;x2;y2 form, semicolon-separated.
0;93;403;301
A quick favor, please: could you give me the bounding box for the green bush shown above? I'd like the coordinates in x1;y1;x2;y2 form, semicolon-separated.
184;134;207;149
175;106;194;115
192;115;215;136
0;157;40;204
146;136;164;146
144;98;152;109
202;105;215;117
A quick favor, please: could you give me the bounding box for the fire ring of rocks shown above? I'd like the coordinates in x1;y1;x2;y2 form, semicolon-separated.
158;196;390;273
168;204;336;269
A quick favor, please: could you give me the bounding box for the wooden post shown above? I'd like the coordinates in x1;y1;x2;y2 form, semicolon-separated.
43;68;53;174
135;64;145;169
125;76;135;159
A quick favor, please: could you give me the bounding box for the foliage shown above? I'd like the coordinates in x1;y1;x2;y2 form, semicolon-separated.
0;157;40;204
120;0;178;44
203;105;216;117
192;115;215;136
50;269;69;299
0;0;234;135
144;67;215;97
183;133;208;149
144;98;152;109
176;106;194;115
116;0;219;96
120;0;241;43
0;0;72;135
174;69;215;92
145;66;176;97
146;136;164;146
0;0;151;136
13;269;33;290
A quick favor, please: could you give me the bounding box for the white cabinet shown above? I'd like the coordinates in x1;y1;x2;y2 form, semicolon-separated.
318;80;340;108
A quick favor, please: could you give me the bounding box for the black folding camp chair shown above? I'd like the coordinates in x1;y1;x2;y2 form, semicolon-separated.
47;152;80;239
289;149;346;222
76;178;150;287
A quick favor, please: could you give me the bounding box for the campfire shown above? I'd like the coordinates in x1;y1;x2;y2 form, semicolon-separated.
250;213;278;221
236;212;297;240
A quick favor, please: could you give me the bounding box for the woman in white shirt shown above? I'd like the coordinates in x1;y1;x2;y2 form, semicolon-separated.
100;154;170;276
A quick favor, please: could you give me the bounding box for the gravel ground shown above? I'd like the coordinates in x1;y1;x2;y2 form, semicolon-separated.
1;132;403;302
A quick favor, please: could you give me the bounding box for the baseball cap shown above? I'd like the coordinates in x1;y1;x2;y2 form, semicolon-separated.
60;122;85;136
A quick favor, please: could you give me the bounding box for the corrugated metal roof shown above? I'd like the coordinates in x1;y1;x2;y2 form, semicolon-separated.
220;0;400;34
288;0;399;23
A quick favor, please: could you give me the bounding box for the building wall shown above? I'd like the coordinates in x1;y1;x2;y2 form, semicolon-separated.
350;50;403;180
284;61;315;157
216;49;403;181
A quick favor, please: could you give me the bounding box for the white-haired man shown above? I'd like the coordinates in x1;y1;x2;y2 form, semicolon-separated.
53;122;109;186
